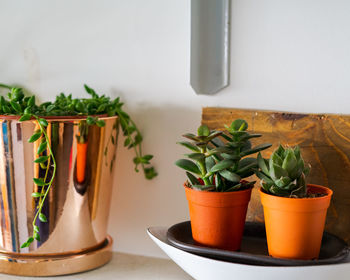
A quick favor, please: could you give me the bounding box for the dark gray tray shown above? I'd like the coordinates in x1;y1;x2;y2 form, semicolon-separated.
167;221;349;266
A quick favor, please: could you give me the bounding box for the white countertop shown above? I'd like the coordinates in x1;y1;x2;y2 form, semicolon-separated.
0;252;192;280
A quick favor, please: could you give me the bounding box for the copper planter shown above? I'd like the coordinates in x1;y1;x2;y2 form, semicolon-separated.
0;115;119;276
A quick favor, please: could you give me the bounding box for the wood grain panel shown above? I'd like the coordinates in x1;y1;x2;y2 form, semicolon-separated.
202;107;350;244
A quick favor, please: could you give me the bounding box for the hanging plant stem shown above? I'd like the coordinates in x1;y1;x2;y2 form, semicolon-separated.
21;117;57;248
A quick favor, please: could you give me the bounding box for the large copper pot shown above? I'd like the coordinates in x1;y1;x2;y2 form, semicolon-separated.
0;115;119;275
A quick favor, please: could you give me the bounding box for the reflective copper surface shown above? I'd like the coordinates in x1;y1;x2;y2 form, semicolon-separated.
0;116;119;254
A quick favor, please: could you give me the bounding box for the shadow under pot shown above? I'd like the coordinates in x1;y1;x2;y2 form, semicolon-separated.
259;184;333;260
184;185;252;251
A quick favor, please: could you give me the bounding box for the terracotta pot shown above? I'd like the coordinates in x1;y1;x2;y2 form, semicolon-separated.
184;185;252;251
260;184;333;260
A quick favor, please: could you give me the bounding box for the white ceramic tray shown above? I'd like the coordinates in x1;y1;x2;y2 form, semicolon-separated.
147;227;350;280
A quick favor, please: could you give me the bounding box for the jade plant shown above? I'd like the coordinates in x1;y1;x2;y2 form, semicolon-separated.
256;144;310;198
175;119;271;192
0;83;157;248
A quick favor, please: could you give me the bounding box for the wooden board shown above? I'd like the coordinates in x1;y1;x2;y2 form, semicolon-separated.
202;107;350;244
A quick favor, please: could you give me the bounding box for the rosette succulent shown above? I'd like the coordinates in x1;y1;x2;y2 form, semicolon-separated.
256;145;310;198
175;119;271;192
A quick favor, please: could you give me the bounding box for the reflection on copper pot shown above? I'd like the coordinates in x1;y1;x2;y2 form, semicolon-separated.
0;116;119;254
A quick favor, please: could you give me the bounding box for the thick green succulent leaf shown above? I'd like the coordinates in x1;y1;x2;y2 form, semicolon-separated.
219;170;241;183
238;157;257;169
274;176;292;188
294;145;301;159
206;131;222;141
230;119;248;131
221;153;241;160
261;181;273;192
215;173;223;191
210;159;234;173
205;156;215;171
255;171;274;184
210;137;225;147
270;186;290;197
175;159;201;175
240;134;262;141
208;146;233;155
240;143;272;157
182;133;200;142
191;185;215;191
225;183;242;192
257;153;269;175
282;149;298;175
186;153;205;161
177;141;200;152
269;163;288;180
197;125;210;137
241;140;252;152
271;151;283;166
220;133;233;141
275;145;285;157
186;172;200;185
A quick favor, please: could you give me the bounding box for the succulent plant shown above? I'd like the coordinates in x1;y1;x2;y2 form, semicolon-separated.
256;145;310;198
175;119;271;192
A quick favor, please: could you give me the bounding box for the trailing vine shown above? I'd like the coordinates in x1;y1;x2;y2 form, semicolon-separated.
0;84;157;248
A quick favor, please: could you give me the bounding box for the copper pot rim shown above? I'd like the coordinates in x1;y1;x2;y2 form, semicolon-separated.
0;236;112;259
0;114;118;121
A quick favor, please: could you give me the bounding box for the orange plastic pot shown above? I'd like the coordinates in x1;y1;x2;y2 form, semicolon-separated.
260;184;333;260
185;185;252;251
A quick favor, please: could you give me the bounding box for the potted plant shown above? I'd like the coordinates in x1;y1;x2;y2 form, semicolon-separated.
0;83;157;276
175;119;271;251
256;144;333;260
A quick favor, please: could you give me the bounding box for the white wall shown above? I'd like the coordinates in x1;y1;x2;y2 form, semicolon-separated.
1;0;350;258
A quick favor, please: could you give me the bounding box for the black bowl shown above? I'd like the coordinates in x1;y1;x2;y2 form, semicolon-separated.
167;221;349;266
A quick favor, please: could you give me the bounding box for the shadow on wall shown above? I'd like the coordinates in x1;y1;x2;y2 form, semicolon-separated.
108;105;201;258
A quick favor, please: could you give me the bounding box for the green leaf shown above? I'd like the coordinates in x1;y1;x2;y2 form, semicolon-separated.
10;101;21;112
34;232;41;241
37;141;47;155
31;192;42;198
144;167;157;179
205;156;215;171
28;96;35;107
274;176;292;188
225;183;242;192
182;133;200;142
39;118;48;127
96;120;105;127
33;178;47;186
21;242;29;248
175;159;201;175
33;225;39;233
219;170;241;183
275;145;285;157
240;143;272;157
257;153;269;175
186;172;200;185
34;156;50;163
86;116;95;125
230;119;248;131
177;141;200;152
28;132;42;143
39;213;47;222
186;153;205;161
210;159;234;173
191;185;215;191
19;114;32;121
270;163;288;181
255;171;274;184
197;125;210;137
282;149;298;176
